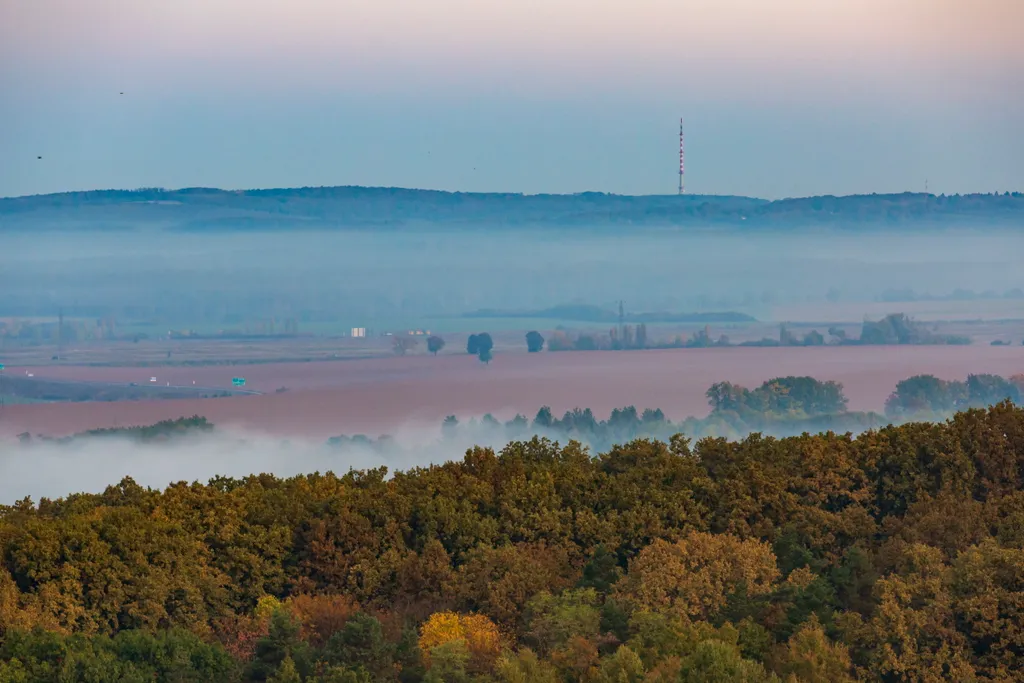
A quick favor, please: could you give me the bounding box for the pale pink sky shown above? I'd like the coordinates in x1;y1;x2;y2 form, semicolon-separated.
1;0;1021;196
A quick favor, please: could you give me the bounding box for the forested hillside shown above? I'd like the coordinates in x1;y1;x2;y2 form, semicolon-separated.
2;186;1021;231
4;400;1024;681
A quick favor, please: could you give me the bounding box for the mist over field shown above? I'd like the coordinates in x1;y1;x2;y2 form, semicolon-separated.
0;428;431;504
0;419;857;505
0;389;991;505
3;223;1024;329
3;191;1023;503
0;419;648;504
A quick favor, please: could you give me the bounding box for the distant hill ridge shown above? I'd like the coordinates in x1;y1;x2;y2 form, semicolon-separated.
1;185;1021;231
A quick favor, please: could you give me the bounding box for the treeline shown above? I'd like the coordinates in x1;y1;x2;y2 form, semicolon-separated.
4;376;239;405
17;374;1022;451
5;187;1022;231
0;316;306;348
436;376;887;450
429;374;1020;449
0;317;119;344
885;372;1023;419
5;402;1024;681
16;416;214;445
542;313;970;353
740;313;970;347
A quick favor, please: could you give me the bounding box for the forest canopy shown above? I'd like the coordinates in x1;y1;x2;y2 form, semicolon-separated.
4;393;1024;680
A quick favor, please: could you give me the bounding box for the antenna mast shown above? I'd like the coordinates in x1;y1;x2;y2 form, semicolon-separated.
678;118;685;195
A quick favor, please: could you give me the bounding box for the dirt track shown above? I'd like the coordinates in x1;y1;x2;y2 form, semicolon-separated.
1;346;1021;439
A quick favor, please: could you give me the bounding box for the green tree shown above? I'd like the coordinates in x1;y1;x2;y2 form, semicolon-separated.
315;665;374;683
476;333;494;363
771;618;854;683
496;649;560;683
392;336;418;356
802;330;825;346
966;373;1020;407
247;609;312;682
323;613;393;680
577;545;623;594
524;588;602;656
861;544;975;682
269;655;302;683
427;335;446;356
597;645;646;683
423;640;471;683
525;331;545;353
680;640;779;683
884;374;966;417
532;406;554;429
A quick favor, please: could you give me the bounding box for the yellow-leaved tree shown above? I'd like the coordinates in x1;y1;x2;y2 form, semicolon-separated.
419;610;502;674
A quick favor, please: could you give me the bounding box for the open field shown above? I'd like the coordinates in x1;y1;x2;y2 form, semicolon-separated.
2;315;1023;368
2;345;1021;440
0;374;255;402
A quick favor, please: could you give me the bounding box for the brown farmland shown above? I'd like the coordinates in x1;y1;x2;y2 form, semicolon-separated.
1;345;1022;440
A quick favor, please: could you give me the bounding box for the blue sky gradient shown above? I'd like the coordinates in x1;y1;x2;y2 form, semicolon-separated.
2;0;1021;198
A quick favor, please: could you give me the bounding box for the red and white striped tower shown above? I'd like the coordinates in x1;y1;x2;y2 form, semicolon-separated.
678;118;685;195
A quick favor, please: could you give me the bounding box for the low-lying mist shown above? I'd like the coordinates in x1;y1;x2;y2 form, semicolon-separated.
0;424;464;505
5;371;1019;505
4;227;1023;328
0;410;923;506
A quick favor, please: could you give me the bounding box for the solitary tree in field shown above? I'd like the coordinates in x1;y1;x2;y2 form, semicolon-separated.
427;335;446;356
392;336;419;356
525;330;545;353
467;334;480;355
475;333;494;362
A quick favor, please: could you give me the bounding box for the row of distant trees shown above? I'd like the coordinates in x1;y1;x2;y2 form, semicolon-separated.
885;372;1024;418
394;331;547;362
393;311;977;360
536;313;973;352
27;372;1022;455
316;372;1024;454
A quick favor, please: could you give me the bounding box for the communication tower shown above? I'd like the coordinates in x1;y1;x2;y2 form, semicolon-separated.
678;118;685;195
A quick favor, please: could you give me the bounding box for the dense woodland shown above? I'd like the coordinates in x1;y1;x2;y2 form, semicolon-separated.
5;371;1024;680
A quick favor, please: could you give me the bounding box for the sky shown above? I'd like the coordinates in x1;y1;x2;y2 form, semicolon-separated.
1;0;1022;199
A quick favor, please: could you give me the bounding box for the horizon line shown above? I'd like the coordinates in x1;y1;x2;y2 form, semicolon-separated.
3;184;1019;203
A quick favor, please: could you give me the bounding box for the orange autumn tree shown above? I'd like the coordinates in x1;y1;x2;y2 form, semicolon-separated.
284;593;360;648
418;611;502;674
214;595;282;662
